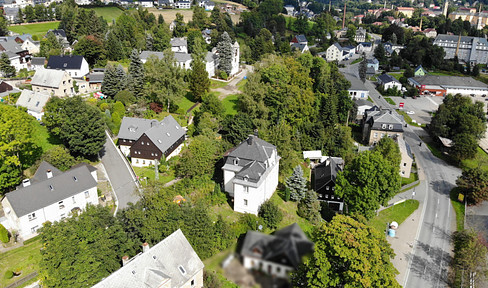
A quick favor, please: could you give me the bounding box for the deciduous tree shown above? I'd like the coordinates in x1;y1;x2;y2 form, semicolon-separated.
457;167;488;205
291;215;400;288
258;199;283;229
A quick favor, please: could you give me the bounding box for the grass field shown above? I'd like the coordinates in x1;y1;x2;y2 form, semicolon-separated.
396;109;425;127
384;97;396;105
92;6;124;24
133;166;175;184
461;147;488;171
0;238;42;287
368;199;419;233
31;121;62;153
222;94;238;115
450;187;465;231
176;93;198;113
210;79;228;89
9;21;60;39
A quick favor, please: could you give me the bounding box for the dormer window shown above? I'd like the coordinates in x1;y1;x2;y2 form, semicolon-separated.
233;158;239;165
63;63;67;67
129;127;135;132
389;124;393;130
382;124;387;129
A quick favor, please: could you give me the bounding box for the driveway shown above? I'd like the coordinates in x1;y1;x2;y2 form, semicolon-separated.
214;65;253;99
387;96;443;125
99;132;140;211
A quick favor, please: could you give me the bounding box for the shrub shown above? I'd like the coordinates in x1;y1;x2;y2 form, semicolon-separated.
258;200;283;230
218;70;228;80
99;102;110;112
4;270;13;279
114;90;135;106
0;224;9;243
112;101;125;116
297;190;322;224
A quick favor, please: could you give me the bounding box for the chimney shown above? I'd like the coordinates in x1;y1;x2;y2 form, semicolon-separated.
22;179;31;187
142;242;150;253
122;255;129;266
46;169;53;179
247;135;254;145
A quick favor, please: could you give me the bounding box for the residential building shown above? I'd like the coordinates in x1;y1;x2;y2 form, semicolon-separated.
4;7;19;22
0;80;19;101
31;68;74;97
290;34;308;46
367;57;379;71
408;75;488;96
396;7;415;18
175;0;191;9
290;42;309;53
170;37;188;53
355;27;367;42
1;162;98;239
46;29;70;51
397;136;413;178
383;42;404;56
284;5;295;16
139;50;193;70
202;28;212;44
136;0;153;7
117;116;186;167
139;50;165;64
311;156;345;211
414;65;427;76
377;73;402;90
240;223;313;278
326;43;343;62
343;72;369;100
205;51;218;77
366;66;377;78
423;28;437;38
212;41;240;76
20;37;40;54
355;99;374;120
29;57;45;71
86;71;104;90
16;90;51;120
362;107;404;145
434;34;488;65
198;0;214;10
0;39;30;71
356;42;373;54
46;55;90;78
449;10;488;30
92;229;204;288
222;135;280;215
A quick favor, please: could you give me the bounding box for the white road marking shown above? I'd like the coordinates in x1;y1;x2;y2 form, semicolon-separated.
426;96;440;107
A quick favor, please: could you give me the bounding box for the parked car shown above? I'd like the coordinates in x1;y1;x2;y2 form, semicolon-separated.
406;111;415;115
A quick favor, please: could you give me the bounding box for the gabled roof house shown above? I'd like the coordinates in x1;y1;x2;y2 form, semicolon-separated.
31;68;74;97
92;229;204;288
1;162;98;239
311;157;345;211
362;106;404;145
117;116;186;167
241;223;314;279
16;90;51;121
46;55;89;78
222;134;280;215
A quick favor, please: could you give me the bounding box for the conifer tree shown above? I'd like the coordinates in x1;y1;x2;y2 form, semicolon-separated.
216;31;233;75
0;53;15;77
105;31;123;61
297;190;322;224
189;38;210;101
101;64;118;98
128;49;145;98
286;165;308;201
359;54;367;83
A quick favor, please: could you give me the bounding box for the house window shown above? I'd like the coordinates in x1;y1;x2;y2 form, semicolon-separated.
326;186;329;190
402;171;405;175
389;124;393;130
325;194;328;199
143;160;146;165
382;124;387;129
381;133;385;138
84;191;90;198
72;196;76;204
331;195;335;199
31;226;39;233
142;141;144;145
244;199;248;206
59;201;64;209
244;186;249;193
374;133;378;138
277;267;281;273
28;213;36;221
147;142;149;146
404;163;407;166
136;159;139;164
191;279;195;287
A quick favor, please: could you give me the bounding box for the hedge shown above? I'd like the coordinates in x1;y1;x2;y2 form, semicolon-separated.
0;223;9;243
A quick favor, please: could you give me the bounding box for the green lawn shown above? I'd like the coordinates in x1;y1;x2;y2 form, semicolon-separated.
396;110;425;127
384;97;396;105
222;94;238;115
368;199;419;233
31;121;62;153
9;22;60;39
351;58;362;65
92;6;124;24
450;187;465;231
388;73;403;81
210;79;228;89
401;170;418;186
176;94;197;113
236;79;247;91
0;238;42;287
430;71;465;77
133;165;175;184
461;147;488;172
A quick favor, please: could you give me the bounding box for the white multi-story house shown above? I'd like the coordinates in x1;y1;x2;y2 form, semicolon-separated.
117;116;186;167
170;37;188;53
377;74;402;90
326;43;344;62
175;0;191;8
92;229;204;288
241;223;314;279
222;135;280;215
46;55;90;78
1;162;98;239
21;37;40;54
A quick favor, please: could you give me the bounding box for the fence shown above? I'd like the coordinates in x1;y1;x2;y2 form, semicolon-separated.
5;272;38;288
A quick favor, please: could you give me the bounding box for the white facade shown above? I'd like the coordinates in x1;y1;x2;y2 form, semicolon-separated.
65;58;89;78
222;137;280;215
8;54;26;72
175;1;191;8
383;81;402;90
22;38;40;54
205;57;216;77
326;44;343;62
230;41;240;76
243;256;293;279
1;169;98;239
131;142;184;167
349;88;369;99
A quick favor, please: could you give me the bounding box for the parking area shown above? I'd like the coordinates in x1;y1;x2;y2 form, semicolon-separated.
387;96;444;125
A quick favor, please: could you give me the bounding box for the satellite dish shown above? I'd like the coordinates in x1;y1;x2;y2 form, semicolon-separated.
258;225;263;231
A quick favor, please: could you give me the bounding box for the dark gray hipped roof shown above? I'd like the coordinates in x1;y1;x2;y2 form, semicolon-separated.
434;34;488;46
47;55;85;70
87;72;104;83
92;229;204;288
294;34;308;43
241;223;313;269
378;73;400;84
47;29;67;39
312;157;344;192
365;108;404;132
343;73;368;91
6;162;97;217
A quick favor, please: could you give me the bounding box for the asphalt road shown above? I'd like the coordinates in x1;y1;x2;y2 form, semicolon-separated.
339;62;460;286
99;133;140;211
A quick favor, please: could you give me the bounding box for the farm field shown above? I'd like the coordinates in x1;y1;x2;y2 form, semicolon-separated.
9;21;60;39
92;6;124;24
